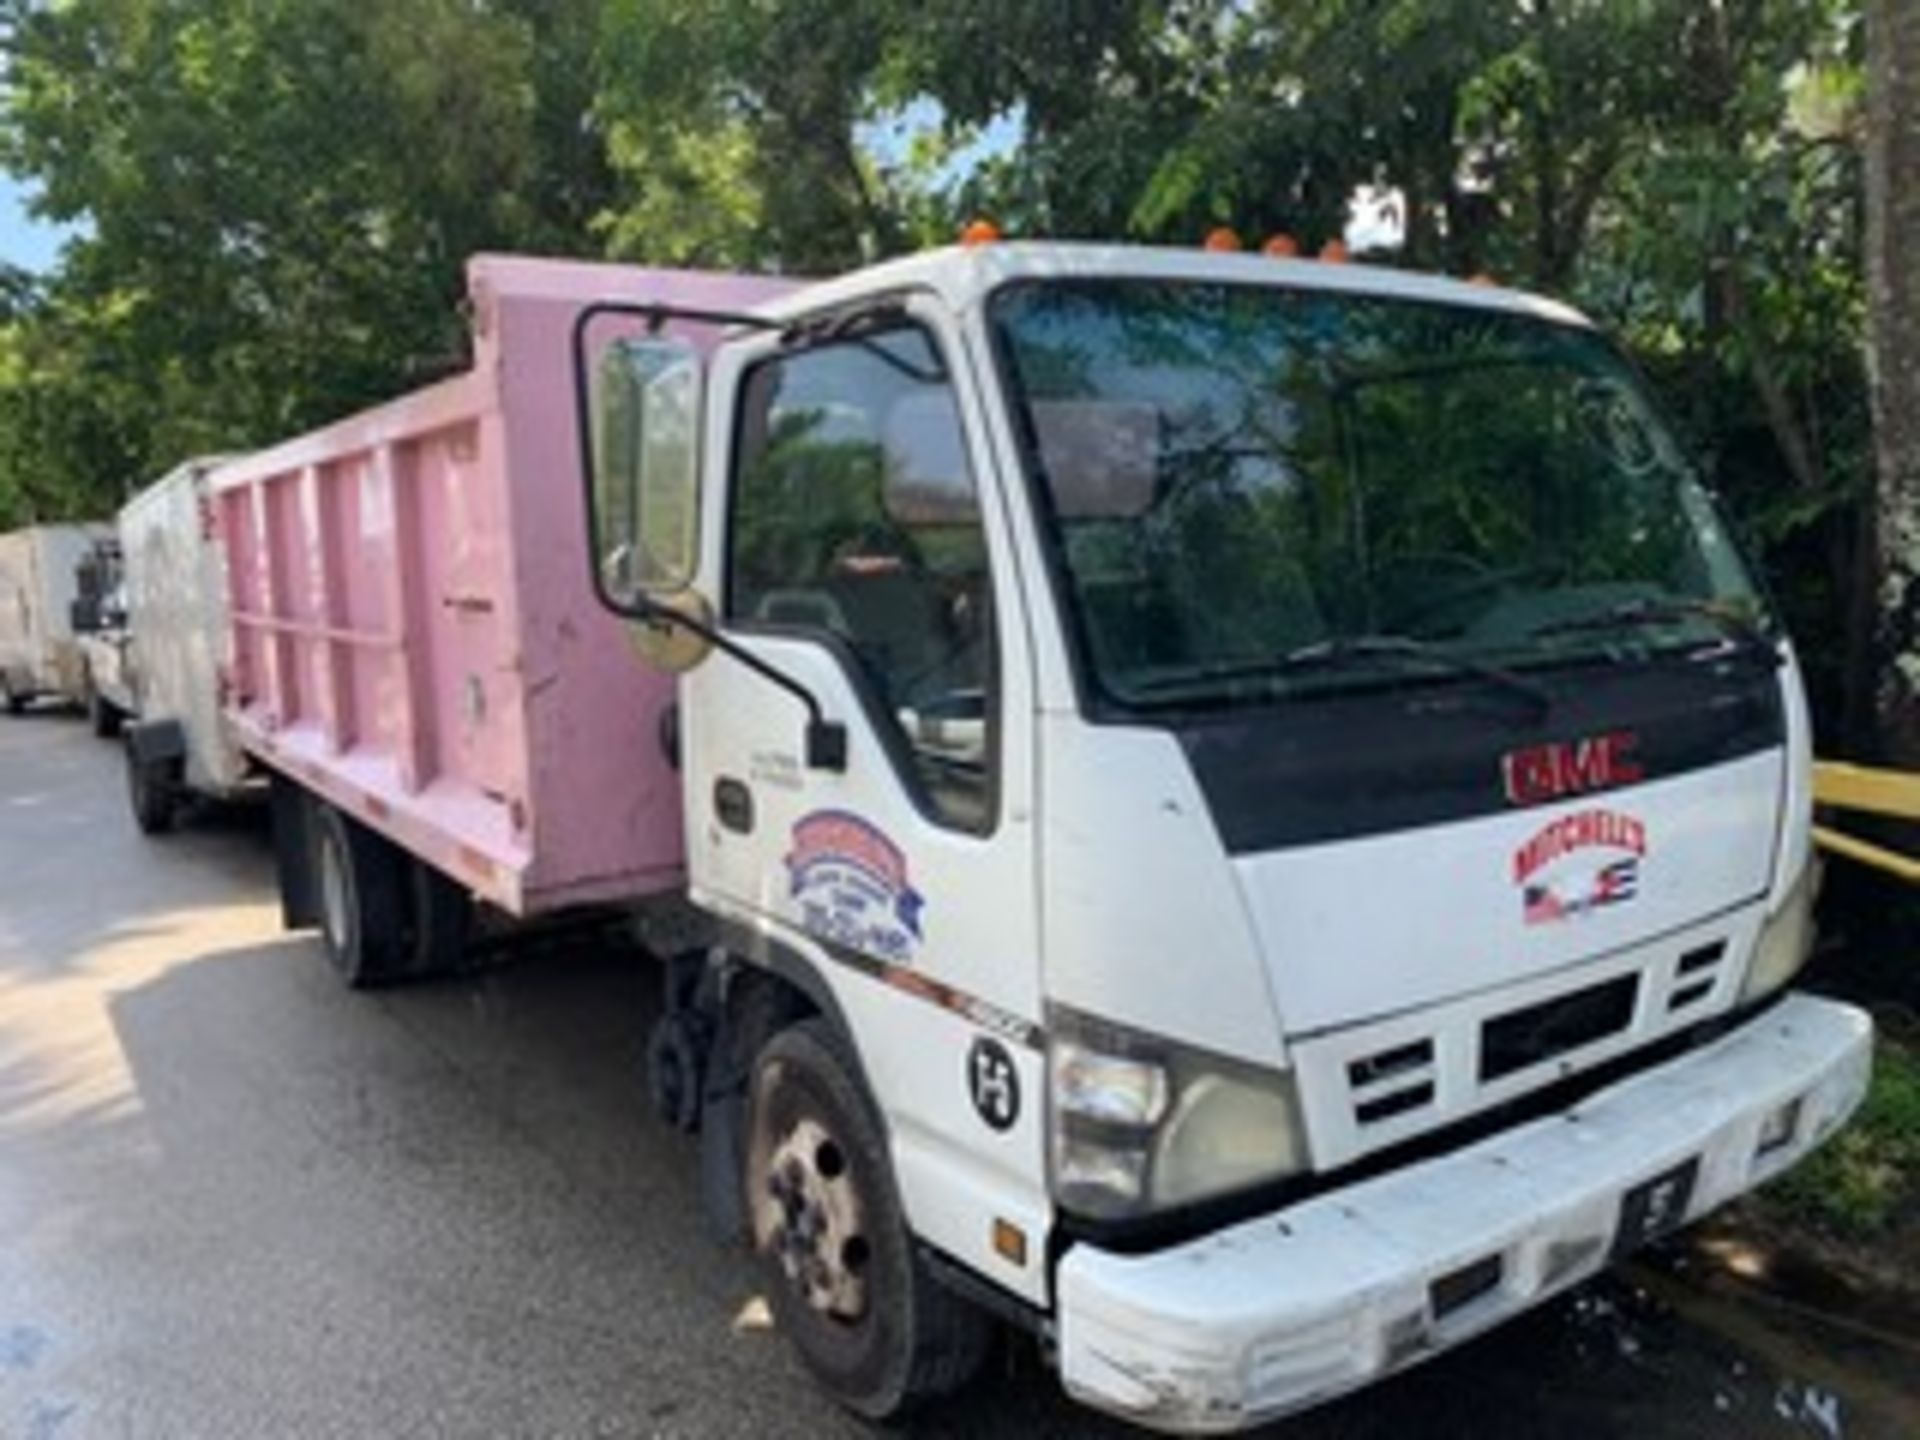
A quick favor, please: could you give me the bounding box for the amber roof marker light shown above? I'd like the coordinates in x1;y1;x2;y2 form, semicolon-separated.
960;219;1002;247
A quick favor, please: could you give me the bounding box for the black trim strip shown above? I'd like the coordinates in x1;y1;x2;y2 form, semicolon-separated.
1178;654;1783;854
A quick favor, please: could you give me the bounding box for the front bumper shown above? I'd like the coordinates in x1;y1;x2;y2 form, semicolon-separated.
1056;992;1872;1433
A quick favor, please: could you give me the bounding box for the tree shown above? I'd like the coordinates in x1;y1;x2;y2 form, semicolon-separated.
0;0;598;522
1864;0;1920;764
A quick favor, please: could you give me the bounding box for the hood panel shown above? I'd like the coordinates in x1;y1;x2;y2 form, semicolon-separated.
1232;749;1783;1033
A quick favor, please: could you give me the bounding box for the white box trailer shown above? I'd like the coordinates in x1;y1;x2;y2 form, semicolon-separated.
117;458;252;832
0;522;111;712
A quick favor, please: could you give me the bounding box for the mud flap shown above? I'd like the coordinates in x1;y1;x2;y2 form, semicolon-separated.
124;716;185;766
270;774;318;931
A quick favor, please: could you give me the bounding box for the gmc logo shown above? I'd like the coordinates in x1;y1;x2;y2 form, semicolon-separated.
1502;731;1643;806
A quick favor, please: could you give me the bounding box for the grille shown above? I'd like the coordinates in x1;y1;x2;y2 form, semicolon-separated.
1348;1037;1437;1128
1480;973;1638;1083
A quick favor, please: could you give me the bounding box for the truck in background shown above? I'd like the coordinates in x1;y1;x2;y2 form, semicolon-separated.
72;534;136;736
150;246;1871;1432
114;457;253;832
0;522;112;714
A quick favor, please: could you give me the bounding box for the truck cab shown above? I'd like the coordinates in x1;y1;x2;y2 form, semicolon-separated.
72;535;136;736
577;242;1871;1430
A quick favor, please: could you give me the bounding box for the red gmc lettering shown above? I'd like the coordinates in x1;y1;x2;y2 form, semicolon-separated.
1502;730;1643;806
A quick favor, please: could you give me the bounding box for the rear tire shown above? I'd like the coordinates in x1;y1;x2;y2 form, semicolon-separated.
745;1020;991;1419
404;857;471;978
0;675;26;715
313;803;407;988
125;740;178;835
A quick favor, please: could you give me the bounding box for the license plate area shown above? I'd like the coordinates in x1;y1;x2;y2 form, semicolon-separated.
1610;1156;1700;1259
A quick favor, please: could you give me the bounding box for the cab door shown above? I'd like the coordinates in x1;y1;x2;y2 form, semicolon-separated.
679;300;1049;1299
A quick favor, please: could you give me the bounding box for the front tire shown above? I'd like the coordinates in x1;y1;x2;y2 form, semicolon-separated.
125;741;178;835
313;803;407;988
745;1020;990;1419
88;685;122;738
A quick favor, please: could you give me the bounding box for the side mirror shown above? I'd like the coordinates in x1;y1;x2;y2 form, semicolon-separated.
586;335;713;674
70;596;102;634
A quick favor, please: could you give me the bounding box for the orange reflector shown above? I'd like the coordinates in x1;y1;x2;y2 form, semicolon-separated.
993;1219;1029;1267
960;218;1002;247
1262;233;1301;257
1203;226;1242;253
1319;238;1351;264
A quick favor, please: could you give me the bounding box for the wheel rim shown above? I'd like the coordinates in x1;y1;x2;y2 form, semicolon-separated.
318;828;351;957
759;1114;870;1324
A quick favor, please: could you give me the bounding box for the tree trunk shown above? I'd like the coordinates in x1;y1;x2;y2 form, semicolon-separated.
1865;0;1920;764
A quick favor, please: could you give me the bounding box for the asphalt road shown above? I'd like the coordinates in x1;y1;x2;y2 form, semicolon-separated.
2;713;1915;1440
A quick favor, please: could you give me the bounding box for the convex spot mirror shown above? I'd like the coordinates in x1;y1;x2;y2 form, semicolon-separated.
587;335;715;673
625;586;715;673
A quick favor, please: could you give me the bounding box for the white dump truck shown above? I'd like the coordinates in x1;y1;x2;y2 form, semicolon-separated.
567;242;1871;1430
0;521;111;713
184;245;1868;1432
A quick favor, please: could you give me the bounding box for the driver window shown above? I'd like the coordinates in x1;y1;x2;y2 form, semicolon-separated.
730;324;996;832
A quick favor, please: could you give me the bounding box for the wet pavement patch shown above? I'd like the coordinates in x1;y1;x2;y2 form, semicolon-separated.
0;1327;48;1371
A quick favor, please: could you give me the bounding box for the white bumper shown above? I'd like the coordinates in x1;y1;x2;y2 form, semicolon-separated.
1056;993;1873;1434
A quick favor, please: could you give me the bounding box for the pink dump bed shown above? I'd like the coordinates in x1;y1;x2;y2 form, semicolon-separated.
213;255;798;916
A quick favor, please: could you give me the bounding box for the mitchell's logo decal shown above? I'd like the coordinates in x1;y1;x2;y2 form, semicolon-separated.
786;810;926;960
1512;808;1647;926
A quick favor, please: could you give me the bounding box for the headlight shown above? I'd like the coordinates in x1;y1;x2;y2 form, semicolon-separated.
1739;856;1821;1003
1048;1007;1308;1220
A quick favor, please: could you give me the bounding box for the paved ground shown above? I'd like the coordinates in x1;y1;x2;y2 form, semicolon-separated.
2;712;1916;1440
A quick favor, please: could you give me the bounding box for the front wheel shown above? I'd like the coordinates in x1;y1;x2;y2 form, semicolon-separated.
0;674;26;715
745;1020;990;1419
88;685;122;738
125;740;178;835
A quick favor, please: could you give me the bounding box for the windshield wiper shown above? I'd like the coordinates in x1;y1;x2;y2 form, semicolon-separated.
1130;633;1552;715
1529;597;1781;667
1276;635;1552;714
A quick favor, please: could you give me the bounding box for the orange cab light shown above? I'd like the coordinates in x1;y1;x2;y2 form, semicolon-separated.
1318;238;1351;264
960;218;1002;247
1203;226;1243;253
1262;233;1301;257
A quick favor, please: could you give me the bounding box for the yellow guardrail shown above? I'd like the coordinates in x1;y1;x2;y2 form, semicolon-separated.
1812;761;1920;884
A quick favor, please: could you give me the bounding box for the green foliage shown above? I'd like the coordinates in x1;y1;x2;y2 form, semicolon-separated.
0;0;1886;748
0;0;608;522
1760;1030;1920;1238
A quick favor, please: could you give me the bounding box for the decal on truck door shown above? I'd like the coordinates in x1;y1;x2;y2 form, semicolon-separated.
1513;808;1648;925
967;1037;1020;1131
785;810;926;960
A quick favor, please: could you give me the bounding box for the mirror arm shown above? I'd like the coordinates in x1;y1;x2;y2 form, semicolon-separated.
631;597;848;772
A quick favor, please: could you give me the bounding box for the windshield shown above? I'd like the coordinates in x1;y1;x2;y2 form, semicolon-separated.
989;278;1767;711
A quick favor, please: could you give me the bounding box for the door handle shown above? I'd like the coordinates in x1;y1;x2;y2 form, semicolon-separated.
714;777;754;835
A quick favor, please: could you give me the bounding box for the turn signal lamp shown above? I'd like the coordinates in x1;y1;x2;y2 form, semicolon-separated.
1203;227;1243;252
1262;233;1301;257
960;218;1002;247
